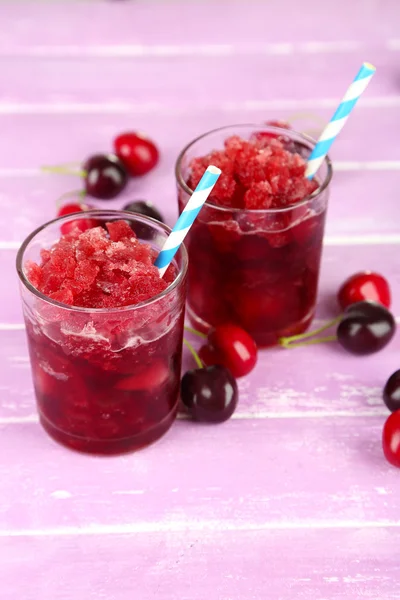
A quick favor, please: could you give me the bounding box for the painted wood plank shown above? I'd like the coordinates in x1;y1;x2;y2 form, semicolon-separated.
0;106;399;171
0;51;395;107
1;528;400;600
0;0;398;52
0;417;397;532
1;168;400;243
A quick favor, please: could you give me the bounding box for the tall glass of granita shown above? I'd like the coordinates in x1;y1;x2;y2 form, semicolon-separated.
16;211;188;454
176;124;332;347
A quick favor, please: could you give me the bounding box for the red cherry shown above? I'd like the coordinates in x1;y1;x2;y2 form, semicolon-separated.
57;202;89;217
338;272;391;310
114;132;159;176
382;411;400;467
207;323;258;378
57;203;97;235
198;344;220;367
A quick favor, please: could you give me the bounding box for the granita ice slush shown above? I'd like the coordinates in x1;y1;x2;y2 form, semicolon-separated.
176;124;332;347
17;212;188;454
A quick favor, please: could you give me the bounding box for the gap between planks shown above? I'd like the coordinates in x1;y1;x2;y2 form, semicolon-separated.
0;409;390;427
1;96;400;115
1;519;400;538
0;41;362;59
1;38;400;58
1;161;400;178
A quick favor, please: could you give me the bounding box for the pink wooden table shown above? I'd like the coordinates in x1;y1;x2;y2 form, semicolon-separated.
1;1;400;597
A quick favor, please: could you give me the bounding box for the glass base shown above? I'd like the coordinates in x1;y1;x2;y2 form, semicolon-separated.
39;403;178;455
187;303;315;348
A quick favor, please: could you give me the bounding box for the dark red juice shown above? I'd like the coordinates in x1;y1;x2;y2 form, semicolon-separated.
176;125;332;346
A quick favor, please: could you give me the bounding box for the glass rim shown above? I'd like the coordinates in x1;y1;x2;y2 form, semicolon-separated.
16;209;189;314
175;123;333;214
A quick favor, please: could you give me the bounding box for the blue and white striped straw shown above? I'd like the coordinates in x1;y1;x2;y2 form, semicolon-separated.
305;62;376;179
155;165;221;277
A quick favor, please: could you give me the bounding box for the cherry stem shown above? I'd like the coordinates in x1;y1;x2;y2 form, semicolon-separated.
42;165;87;178
279;315;342;349
184;325;207;339
281;335;337;349
183;338;203;369
46;161;81;168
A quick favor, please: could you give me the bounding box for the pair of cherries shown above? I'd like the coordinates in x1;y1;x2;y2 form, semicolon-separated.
84;132;159;199
282;271;395;355
181;324;258;423
55;131;163;232
337;272;394;355
50;131;159;201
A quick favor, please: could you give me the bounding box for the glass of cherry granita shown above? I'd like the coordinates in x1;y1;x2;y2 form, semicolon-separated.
176;124;333;347
16;211;188;454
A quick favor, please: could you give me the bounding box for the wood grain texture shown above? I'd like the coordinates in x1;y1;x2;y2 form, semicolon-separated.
1;106;400;166
0;418;398;533
1;0;400;598
0;0;398;50
1;51;399;106
2;529;400;600
1;169;400;244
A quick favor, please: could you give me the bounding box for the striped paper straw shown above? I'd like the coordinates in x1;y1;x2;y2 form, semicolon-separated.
155;165;221;277
305;62;376;179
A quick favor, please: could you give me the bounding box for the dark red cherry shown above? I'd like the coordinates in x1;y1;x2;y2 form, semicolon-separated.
383;370;400;412
338;272;391;310
207;323;258;378
337;301;396;355
114;132;159;176
57;203;97;235
84;154;128;199
181;365;238;423
123;201;164;223
382;411;400;467
121;201;164;240
57;203;87;217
